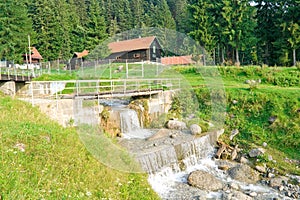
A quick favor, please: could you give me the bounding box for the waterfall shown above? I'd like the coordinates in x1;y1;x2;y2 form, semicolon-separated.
120;109;141;133
135;132;216;174
119;108;153;139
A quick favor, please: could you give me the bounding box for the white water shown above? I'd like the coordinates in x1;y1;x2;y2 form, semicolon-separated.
119;108;153;139
148;156;282;199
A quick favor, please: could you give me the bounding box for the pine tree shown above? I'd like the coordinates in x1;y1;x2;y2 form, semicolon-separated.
283;0;300;66
0;0;34;62
254;0;283;65
167;0;189;33
85;0;107;50
130;0;145;28
189;0;215;65
221;0;256;66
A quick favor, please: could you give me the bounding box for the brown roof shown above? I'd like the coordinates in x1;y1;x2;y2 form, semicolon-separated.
30;47;43;60
108;36;156;53
74;50;89;58
161;55;195;65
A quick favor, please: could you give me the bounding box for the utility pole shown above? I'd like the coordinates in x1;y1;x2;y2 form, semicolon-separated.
28;35;35;77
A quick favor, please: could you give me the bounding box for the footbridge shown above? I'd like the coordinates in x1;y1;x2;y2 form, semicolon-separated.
22;78;181;102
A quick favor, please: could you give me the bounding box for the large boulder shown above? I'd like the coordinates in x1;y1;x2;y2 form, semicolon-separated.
190;124;202;135
166;120;187;130
249;148;265;158
228;164;260;184
187;170;223;191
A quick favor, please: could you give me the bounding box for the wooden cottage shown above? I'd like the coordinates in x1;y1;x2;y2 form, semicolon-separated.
69;50;89;70
23;47;43;64
107;36;162;62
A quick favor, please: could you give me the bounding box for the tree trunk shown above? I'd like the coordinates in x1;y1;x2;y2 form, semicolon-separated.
293;48;296;66
221;47;225;65
235;48;240;67
213;48;216;66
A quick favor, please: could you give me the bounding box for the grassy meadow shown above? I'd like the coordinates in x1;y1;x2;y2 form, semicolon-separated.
0;93;159;199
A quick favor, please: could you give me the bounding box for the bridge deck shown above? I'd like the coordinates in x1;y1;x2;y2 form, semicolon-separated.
62;89;164;99
0;74;32;82
25;78;181;104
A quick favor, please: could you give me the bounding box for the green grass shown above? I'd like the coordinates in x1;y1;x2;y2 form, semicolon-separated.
0;93;159;199
174;65;300;175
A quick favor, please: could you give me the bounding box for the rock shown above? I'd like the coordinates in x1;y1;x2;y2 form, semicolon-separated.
249;192;257;197
279;185;284;191
232;100;238;104
14;143;25;152
166;120;187;130
187;170;223;191
190;124;202;135
229;182;239;190
268;173;275;178
268;116;277;124
240;156;249;164
269;176;289;188
147;129;171;141
245;80;251;84
268;155;273;161
262;142;267;147
223;191;253;200
249;148;265;158
228;164;260;184
230;129;239;140
231;145;239;161
218;165;230;171
255;165;266;173
170;133;177;139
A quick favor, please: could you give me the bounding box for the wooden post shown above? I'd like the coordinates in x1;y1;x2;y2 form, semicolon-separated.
126;59;128;78
31;82;34;106
109;59;112;79
142;61;144;78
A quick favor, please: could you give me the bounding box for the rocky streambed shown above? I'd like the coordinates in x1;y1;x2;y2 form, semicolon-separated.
118;127;300;200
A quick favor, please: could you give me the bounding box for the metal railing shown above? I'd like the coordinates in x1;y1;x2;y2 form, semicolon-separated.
27;78;181;104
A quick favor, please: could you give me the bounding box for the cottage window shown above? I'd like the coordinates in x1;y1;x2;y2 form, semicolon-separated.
153;45;156;53
133;53;140;58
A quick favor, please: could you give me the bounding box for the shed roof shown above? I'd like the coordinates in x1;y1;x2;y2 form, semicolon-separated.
108;36;157;53
30;47;43;60
74;50;89;58
161;55;195;65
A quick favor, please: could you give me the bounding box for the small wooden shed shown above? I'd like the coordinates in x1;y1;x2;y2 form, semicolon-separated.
107;36;162;62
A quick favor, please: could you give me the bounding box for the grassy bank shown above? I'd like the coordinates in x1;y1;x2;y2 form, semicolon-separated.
0;93;159;199
175;66;300;175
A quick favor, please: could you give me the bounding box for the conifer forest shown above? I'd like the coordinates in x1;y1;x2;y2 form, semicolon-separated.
0;0;299;66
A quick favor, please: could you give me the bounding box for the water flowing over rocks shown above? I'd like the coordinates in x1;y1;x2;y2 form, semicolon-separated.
113;104;299;200
118;127;300;200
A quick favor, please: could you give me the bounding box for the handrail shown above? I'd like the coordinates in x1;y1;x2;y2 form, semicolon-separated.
27;78;181;103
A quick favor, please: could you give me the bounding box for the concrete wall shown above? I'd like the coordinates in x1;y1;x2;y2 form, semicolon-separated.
0;81;16;96
32;98;102;127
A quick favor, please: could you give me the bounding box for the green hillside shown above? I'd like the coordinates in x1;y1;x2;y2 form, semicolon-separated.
0;93;159;199
176;66;300;175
